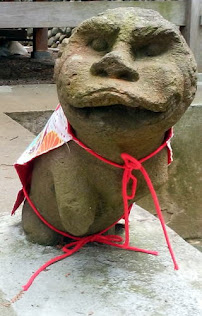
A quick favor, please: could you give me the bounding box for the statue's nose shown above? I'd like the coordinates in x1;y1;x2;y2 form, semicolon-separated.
90;51;139;82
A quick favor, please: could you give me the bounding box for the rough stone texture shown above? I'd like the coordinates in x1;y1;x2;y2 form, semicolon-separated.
138;104;202;243
22;8;197;244
1;206;202;316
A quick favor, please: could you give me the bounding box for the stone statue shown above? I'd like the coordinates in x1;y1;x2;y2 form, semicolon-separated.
21;8;197;245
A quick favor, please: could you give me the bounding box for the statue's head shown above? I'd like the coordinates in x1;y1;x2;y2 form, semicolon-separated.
55;7;197;159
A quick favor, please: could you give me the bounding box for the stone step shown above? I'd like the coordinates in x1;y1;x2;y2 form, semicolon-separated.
0;205;201;316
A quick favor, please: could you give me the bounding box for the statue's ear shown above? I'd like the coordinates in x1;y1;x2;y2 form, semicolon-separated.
54;38;70;82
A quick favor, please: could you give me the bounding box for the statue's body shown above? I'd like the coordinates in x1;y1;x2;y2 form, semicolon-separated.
22;8;197;245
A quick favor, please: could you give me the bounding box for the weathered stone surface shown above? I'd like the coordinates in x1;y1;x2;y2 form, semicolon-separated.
1;206;202;316
22;8;197;244
139;104;202;242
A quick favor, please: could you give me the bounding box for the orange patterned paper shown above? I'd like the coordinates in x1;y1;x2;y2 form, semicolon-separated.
37;131;62;155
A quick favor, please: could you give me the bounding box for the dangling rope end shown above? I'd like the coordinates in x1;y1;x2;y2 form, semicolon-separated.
174;263;179;270
169;250;179;270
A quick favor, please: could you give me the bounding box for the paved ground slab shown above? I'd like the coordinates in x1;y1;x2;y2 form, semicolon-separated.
0;206;202;316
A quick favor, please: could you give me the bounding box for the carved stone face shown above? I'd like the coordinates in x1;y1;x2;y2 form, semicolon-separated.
55;8;197;160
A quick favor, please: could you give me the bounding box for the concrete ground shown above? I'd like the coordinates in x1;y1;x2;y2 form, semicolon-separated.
0;84;202;315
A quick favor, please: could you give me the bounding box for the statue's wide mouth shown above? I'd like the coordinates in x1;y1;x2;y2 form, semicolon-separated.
66;88;179;114
68;103;169;127
71;104;151;115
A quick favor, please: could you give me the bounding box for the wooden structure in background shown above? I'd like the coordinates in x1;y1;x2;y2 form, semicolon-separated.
0;0;201;63
0;29;27;41
32;0;49;59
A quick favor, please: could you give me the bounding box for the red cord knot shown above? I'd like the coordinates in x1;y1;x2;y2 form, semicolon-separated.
94;234;124;244
121;153;142;201
121;153;142;170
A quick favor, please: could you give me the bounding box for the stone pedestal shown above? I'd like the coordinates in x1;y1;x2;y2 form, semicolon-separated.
0;205;201;316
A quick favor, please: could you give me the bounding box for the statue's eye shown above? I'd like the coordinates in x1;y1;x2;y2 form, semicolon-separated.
133;40;169;58
90;38;108;52
143;43;164;57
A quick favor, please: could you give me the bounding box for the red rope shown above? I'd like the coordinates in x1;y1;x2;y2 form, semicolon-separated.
121;153;179;270
19;127;178;293
22;184;158;292
69;126;178;268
